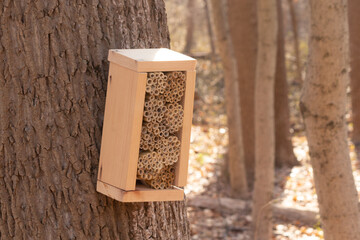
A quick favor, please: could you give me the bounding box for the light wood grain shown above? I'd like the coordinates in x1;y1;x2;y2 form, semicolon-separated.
97;64;146;190
97;180;184;202
175;71;196;186
98;49;196;201
108;48;197;72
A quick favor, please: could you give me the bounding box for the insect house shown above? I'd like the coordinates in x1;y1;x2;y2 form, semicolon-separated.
97;48;196;202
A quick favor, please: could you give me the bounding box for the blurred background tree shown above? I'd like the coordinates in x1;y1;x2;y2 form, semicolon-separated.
349;0;360;162
209;0;248;198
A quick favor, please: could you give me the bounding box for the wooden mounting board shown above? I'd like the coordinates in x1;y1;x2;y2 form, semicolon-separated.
97;180;184;202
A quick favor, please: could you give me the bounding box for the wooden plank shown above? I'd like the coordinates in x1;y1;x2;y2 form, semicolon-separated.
136;62;196;72
109;48;195;63
128;72;147;189
107;50;138;72
108;49;197;72
97;64;146;190
97;180;184;202
175;71;196;186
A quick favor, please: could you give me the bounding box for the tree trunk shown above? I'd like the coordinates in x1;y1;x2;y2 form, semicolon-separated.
0;1;190;239
227;0;257;189
251;0;278;239
275;0;298;167
183;0;195;54
228;0;296;189
209;0;248;198
287;0;302;84
300;1;360;239
204;0;216;57
349;0;360;159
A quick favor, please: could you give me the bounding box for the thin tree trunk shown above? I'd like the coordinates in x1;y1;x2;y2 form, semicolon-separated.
183;0;195;54
287;0;302;84
300;1;360;239
209;0;248;198
228;0;296;189
0;1;189;239
251;0;278;238
227;0;257;189
204;0;216;57
349;0;360;160
275;0;298;167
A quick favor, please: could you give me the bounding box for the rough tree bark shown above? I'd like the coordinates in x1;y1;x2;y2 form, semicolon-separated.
0;1;190;239
251;0;278;239
349;0;360;159
227;0;257;188
275;0;298;167
209;0;248;198
300;0;360;239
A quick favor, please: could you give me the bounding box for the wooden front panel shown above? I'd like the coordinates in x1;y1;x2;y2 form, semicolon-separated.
97;63;146;190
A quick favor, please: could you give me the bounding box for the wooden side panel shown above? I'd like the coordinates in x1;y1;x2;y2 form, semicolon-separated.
97;64;146;190
97;180;184;202
175;71;196;186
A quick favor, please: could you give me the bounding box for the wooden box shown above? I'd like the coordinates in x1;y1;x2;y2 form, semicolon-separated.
97;48;196;202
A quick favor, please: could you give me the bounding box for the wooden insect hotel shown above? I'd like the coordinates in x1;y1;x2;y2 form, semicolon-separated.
97;48;196;202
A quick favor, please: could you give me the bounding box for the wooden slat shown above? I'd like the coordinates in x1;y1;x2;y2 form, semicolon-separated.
136;62;196;72
97;64;146;191
97;180;184;202
127;72;147;189
108;49;197;72
175;71;196;186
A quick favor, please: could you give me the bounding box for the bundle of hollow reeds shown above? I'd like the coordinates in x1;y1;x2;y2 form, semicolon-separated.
137;71;186;189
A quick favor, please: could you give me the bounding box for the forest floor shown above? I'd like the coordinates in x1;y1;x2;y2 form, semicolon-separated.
185;82;360;239
186;125;360;240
